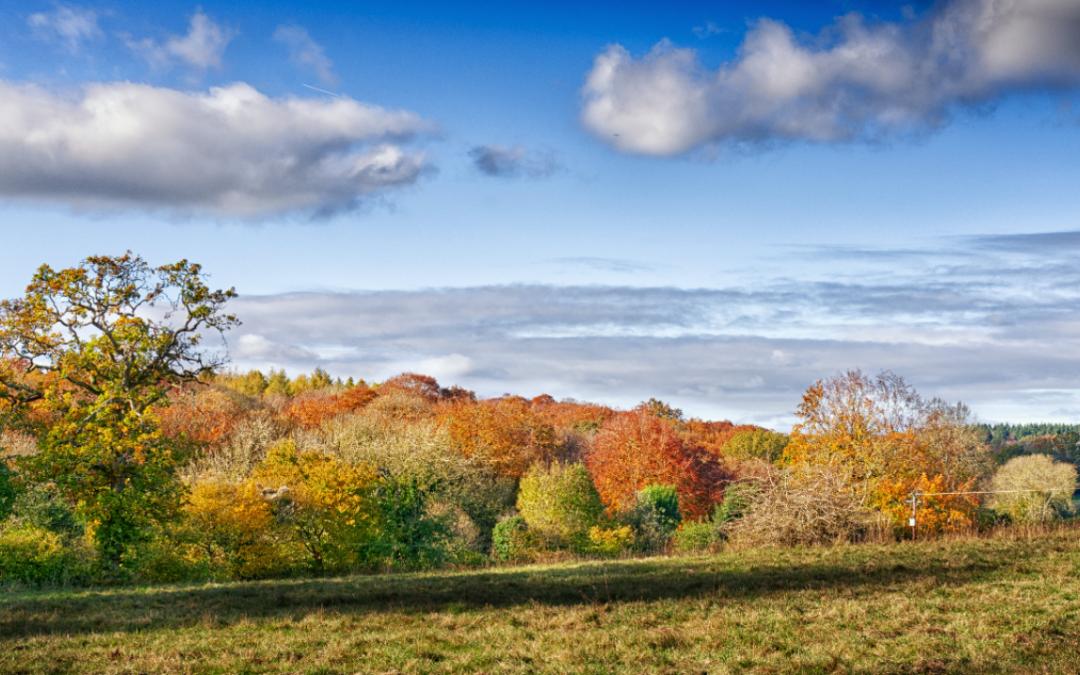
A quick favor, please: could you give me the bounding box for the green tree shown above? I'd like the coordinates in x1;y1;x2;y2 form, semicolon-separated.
723;429;789;464
229;370;268;397
517;463;604;550
265;369;291;396
0;253;238;570
638;398;684;422
628;484;681;552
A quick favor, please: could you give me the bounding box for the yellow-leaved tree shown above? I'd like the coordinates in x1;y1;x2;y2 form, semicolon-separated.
782;370;990;536
253;440;380;574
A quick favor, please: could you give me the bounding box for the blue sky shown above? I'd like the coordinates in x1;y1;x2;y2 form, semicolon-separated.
2;0;1080;427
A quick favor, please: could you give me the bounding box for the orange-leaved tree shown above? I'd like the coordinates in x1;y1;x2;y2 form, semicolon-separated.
586;410;727;519
438;396;558;477
285;385;378;430
679;419;760;460
158;386;247;451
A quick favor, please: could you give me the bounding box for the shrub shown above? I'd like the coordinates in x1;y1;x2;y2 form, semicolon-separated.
0;525;74;586
625;484;682;553
728;467;884;548
990;454;1078;523
369;476;453;571
11;483;85;539
182;479;292;580
491;515;535;562
517;463;604;550
713;482;760;526
128;535;211;584
587;525;635;557
673;521;720;553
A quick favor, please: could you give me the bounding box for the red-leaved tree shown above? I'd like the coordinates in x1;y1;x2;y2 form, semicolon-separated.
586;411;728;519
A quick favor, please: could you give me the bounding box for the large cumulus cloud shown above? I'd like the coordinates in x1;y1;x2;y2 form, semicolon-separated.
0;81;435;217
582;0;1080;155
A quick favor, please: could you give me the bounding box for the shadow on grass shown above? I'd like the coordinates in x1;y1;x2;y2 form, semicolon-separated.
0;532;1060;640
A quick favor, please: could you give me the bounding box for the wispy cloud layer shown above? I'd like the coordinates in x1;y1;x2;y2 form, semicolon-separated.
225;231;1080;425
127;8;233;71
274;25;338;86
0;81;435;217
582;0;1080;155
27;5;102;53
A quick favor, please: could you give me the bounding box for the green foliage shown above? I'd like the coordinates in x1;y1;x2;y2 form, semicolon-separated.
126;535;212;585
672;520;721;553
714;482;761;526
370;476;452;570
491;515;530;561
230;370;269;397
30;415;184;569
979;423;1080;445
517;463;604;550
638;398;683;422
0;462;17;521
0;525;81;586
627;484;682;552
723;429;789;464
264;369;290;396
9;483;83;539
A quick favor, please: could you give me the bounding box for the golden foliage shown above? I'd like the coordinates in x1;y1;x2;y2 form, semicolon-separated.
252;441;380;573
873;473;980;535
183;479;289;579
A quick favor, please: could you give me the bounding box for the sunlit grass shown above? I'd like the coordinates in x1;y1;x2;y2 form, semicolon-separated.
3;525;1080;674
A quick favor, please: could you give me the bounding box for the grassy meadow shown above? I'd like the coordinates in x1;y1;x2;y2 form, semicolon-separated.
3;525;1080;675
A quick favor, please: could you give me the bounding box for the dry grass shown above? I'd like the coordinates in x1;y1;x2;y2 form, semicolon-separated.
3;524;1080;674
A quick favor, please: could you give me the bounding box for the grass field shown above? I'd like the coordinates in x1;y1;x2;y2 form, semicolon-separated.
2;526;1080;675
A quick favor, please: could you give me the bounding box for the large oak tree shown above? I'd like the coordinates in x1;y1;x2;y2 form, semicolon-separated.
0;253;238;569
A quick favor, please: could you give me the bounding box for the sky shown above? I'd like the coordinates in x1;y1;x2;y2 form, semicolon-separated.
2;0;1080;428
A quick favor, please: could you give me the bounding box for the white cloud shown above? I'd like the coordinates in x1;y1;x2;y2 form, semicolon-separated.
27;5;101;53
274;25;338;87
582;0;1080;155
234;334;317;361
0;80;435;216
468;144;562;179
416;354;476;380
128;8;233;71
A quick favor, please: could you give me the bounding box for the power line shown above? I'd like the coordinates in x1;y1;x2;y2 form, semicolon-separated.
908;488;1071;539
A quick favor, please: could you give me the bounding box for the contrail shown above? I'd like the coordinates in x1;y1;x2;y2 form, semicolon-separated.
302;84;346;99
